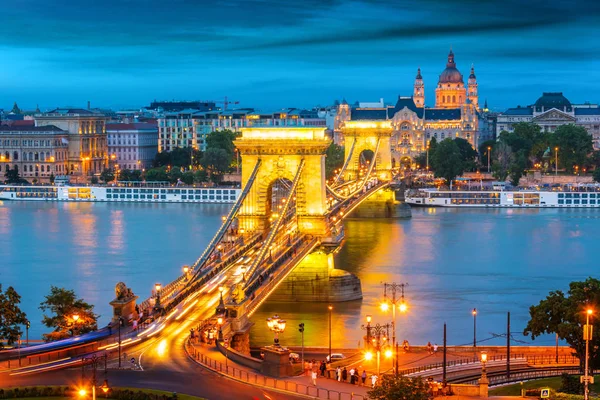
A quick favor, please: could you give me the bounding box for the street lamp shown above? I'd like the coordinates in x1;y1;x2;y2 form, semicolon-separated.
487;146;492;172
81;353;109;400
183;265;190;281
380;282;408;376
266;315;286;347
72;314;80;337
480;351;488;385
328;305;333;363
367;323;391;376
472;308;477;347
584;308;594;400
555;147;559;176
217;316;224;341
154;283;162;314
240;265;246;282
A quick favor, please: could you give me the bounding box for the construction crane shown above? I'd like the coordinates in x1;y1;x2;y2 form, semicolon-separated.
213;96;239;111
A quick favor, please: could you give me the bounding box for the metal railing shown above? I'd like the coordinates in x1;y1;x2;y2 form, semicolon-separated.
186;342;365;400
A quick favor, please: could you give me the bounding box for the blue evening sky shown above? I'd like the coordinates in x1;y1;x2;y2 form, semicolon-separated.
1;0;599;111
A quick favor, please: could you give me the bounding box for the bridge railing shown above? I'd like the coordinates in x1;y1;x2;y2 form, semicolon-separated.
185;341;365;400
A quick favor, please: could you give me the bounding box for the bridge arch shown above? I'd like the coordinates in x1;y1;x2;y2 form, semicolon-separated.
234;127;330;236
341;120;393;182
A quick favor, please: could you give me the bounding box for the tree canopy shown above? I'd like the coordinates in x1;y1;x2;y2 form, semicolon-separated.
153;147;202;169
0;285;28;348
524;277;600;371
325;143;345;179
550;125;594;173
368;375;430;400
430;138;466;184
39;286;98;341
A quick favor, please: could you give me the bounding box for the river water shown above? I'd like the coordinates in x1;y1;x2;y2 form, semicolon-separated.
0;201;596;348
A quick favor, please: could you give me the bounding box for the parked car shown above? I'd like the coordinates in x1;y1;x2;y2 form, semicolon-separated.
289;352;300;363
329;353;345;362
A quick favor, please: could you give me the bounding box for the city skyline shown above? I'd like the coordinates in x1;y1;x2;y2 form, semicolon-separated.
1;0;600;110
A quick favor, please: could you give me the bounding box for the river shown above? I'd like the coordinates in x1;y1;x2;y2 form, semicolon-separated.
0;201;596;348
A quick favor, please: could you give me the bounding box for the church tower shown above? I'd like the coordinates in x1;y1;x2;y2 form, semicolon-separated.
413;68;425;108
435;49;466;109
468;64;479;109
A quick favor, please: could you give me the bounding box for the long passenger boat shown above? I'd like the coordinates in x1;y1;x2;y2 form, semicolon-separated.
405;188;600;208
0;184;240;203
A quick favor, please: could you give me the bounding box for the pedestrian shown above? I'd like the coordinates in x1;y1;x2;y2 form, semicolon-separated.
309;360;313;372
342;367;348;382
349;367;356;384
361;370;367;386
311;370;317;386
433;343;438;353
320;361;326;377
427;341;432;355
336;366;341;381
371;374;378;388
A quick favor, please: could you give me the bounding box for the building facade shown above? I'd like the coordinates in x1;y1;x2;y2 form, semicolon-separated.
106;123;158;170
34;108;109;177
0;125;69;181
497;92;600;148
337;50;480;167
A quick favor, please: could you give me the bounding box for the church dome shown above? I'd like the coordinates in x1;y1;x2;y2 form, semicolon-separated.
534;92;572;112
439;50;464;84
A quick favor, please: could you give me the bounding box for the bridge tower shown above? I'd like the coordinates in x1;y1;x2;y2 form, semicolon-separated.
341;120;394;182
235;127;331;236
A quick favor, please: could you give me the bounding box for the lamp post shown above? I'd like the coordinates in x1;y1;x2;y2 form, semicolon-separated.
217;316;224;341
380;282;408;377
480;351;488;380
183;265;190;281
266;315;286;347
80;353;109;400
472;308;477;347
584;309;593;400
555;147;559;176
365;323;391;376
487;146;491;172
154;283;162;315
426;144;430;171
328;305;333;363
117;317;124;368
72;314;80;337
25;320;30;347
241;265;246;282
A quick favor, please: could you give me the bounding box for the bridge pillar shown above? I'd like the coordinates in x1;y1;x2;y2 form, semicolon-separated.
267;250;362;302
234;127;331;236
341;120;394;182
349;187;411;218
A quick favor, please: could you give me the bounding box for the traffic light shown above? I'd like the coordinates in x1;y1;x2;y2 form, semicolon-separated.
298;323;304;333
26;321;30;329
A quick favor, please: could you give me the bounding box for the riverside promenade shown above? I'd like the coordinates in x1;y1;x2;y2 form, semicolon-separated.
185;340;577;400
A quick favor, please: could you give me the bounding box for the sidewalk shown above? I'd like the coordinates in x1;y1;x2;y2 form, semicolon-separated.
187;341;370;399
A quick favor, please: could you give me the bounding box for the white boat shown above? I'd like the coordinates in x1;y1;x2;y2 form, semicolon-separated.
0;184;240;204
405;188;600;208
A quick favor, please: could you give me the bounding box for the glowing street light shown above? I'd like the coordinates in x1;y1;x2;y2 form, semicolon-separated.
473;308;477;347
380;282;408;376
584;308;594;400
266;315;286;347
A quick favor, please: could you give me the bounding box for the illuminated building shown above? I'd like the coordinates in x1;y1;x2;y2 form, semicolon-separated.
497;92;600;149
336;50;480;167
34;108;109;178
0;125;69;181
106;123;158;170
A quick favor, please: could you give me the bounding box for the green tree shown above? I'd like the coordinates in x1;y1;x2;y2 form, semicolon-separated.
454;138;478;171
201;148;230;179
206;129;236;159
368;375;430;400
0;285;28;348
145;167;169;182
152;148;202;169
100;169;115;183
181;171;194;185
39;286;98;342
593;167;600;183
413;152;427;169
478;140;496;168
325;143;345;179
508;150;528;186
194;169;208;183
119;169;142;182
524;277;600;371
431;139;465;185
49;173;55;184
492;141;513;181
5;166;26;184
550;125;593;173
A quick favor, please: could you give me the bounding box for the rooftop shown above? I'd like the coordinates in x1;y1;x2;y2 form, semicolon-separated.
106;123;158;131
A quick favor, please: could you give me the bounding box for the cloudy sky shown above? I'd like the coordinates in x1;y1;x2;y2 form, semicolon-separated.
1;0;599;111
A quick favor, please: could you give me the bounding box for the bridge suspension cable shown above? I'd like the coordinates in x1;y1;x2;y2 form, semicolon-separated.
243;159;305;289
188;159;262;283
330;138;356;187
327;137;381;201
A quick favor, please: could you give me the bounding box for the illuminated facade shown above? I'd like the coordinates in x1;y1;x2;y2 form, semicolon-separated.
0;125;69;181
337;50;480;167
497;92;600;149
34;109;109;177
106;123;158;170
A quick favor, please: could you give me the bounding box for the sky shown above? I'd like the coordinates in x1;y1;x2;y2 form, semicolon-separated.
1;0;600;112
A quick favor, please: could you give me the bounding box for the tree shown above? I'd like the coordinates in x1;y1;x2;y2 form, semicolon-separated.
118;169;142;182
523;277;600;371
508;149;528;186
205;129;236;159
491;141;513;181
49;173;55;184
100;169;115;183
152;148;202;169
39;286;98;342
201;148;230;179
593;167;600;183
90;176;99;184
413;152;427;169
431;139;465;185
478;140;496;168
454;138;478;171
325;143;345;179
0;285;28;348
368;375;430;400
181;171;194;185
5;166;26;184
145;167;169;182
550;125;593;173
